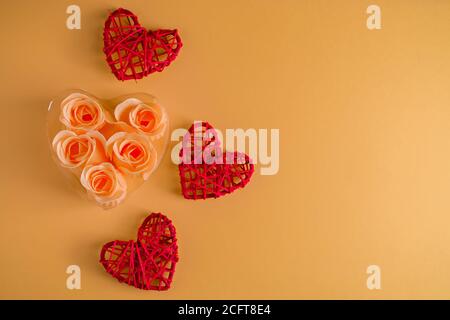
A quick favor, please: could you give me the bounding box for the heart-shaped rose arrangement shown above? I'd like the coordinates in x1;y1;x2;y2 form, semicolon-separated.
100;212;178;290
178;121;255;199
47;90;169;209
103;8;182;81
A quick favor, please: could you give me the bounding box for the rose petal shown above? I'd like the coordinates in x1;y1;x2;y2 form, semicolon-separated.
80;162;127;209
52;130;108;175
106;132;157;180
114;98;167;141
60;93;106;132
114;98;143;123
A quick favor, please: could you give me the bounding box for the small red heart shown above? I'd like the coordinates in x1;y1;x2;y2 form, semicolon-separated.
100;213;179;290
103;8;182;81
178;122;254;200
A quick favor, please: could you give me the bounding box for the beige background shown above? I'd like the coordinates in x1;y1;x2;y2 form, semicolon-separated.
1;0;450;299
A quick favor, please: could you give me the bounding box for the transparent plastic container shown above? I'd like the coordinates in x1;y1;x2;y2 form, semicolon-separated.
47;89;169;209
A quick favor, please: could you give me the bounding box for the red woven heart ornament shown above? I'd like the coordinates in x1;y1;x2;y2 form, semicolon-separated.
103;8;182;81
178;122;254;200
100;213;179;290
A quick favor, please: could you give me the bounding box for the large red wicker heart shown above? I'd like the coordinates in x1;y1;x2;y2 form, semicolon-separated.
100;213;179;290
103;8;182;81
178;122;254;200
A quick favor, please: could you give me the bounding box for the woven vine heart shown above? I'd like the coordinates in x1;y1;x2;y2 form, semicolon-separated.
100;213;179;290
178;122;254;200
103;8;182;81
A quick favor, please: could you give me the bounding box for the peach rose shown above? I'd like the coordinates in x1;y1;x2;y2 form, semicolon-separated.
80;162;127;209
52;130;107;170
106;132;157;180
114;98;167;140
60;93;105;132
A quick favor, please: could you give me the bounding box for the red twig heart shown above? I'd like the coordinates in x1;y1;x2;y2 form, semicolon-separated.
178;122;254;200
103;8;182;81
100;213;179;290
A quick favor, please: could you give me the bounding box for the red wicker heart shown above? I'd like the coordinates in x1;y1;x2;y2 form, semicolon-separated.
178;122;254;200
100;213;179;290
103;8;182;81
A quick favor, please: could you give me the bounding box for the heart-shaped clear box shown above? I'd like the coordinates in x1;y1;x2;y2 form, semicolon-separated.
47;89;169;209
